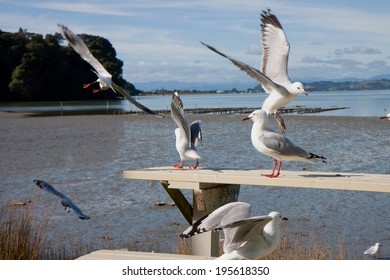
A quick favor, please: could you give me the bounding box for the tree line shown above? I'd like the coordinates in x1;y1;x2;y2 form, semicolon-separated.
0;28;139;102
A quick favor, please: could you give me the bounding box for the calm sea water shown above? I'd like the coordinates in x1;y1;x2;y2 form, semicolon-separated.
1;90;389;117
0;91;389;259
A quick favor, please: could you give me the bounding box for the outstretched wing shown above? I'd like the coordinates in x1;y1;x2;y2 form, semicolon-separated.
200;41;278;94
61;197;90;220
261;9;291;86
171;92;190;145
112;83;163;117
58;24;112;80
34;180;67;199
180;202;251;239
190;120;202;148
217;215;272;246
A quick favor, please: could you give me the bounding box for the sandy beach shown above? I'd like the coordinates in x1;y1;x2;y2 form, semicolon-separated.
1;111;389;258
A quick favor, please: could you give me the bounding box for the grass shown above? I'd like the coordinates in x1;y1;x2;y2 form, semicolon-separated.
0;202;89;260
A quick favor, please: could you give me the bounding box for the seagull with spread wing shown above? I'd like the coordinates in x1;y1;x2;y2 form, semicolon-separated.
33;180;90;220
180;202;287;260
58;24;162;117
201;9;306;133
171;92;202;169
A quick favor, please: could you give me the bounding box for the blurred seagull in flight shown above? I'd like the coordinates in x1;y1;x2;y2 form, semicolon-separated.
171;92;202;169
58;24;162;117
33;180;90;220
243;110;326;178
201;9;306;133
180;202;287;260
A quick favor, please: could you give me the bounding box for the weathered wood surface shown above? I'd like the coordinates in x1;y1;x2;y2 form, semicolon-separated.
77;250;215;260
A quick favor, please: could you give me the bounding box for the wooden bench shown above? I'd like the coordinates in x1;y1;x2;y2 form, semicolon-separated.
121;167;389;257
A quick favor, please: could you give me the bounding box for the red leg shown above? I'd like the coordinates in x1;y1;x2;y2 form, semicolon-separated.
262;160;278;177
173;161;184;169
92;88;101;93
189;160;199;170
83;81;97;89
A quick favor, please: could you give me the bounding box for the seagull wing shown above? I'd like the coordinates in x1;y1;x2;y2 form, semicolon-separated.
58;24;112;81
180;202;251;239
34;180;67;199
61;197;90;220
111;83;162;117
217;215;272;246
171;92;190;146
261;9;291;86
190;120;202;148
201;41;280;94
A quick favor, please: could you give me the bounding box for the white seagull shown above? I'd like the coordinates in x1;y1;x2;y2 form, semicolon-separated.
33;180;90;220
364;243;381;259
201;9;306;133
180;202;288;260
243;109;326;178
58;24;162;117
171;92;202;169
380;112;390;120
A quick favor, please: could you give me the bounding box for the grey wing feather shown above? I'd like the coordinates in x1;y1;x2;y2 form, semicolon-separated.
218;216;272;245
171;93;190;144
260;131;311;158
180;202;251;239
200;41;277;93
190;121;202;147
61;197;90;220
58;24;111;79
35;180;67;199
112;83;162;117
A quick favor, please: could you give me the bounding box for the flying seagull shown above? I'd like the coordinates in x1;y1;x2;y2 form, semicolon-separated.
201;9;306;133
171;91;202;169
33;180;90;220
364;243;381;259
243;109;326;178
58;24;162;117
180;202;287;260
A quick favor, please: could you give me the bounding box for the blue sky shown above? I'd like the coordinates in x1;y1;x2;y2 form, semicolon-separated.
1;0;390;89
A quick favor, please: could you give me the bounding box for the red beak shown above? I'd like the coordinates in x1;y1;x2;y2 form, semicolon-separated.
242;116;251;121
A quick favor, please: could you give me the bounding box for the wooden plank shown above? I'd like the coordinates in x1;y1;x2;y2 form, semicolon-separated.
77;250;215;260
123;167;390;193
160;180;193;225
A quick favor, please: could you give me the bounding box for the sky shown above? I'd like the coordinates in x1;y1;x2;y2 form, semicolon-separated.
1;0;390;90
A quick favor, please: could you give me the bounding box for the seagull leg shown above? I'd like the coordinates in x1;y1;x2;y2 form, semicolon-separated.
92;88;102;93
262;160;278;177
173;161;184;169
275;113;286;134
83;81;97;89
189;160;199;170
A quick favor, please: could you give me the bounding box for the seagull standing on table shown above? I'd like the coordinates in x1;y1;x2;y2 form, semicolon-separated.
201;9;306;133
58;24;161;117
364;243;381;259
180;202;288;260
243;109;326;178
33;180;90;220
171;92;202;169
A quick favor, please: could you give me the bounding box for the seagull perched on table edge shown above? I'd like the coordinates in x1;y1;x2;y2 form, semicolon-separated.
364;243;381;259
243;109;326;178
171;92;202;169
58;24;162;118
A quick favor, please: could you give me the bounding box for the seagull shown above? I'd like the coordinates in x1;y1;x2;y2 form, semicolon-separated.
33;180;90;220
380;112;390;120
171;91;202;169
364;243;381;259
58;24;162;117
243;109;326;178
180;202;287;260
201;9;306;133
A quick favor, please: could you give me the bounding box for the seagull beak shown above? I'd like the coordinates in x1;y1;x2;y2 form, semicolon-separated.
282;216;288;221
302;90;308;96
242;116;251;121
